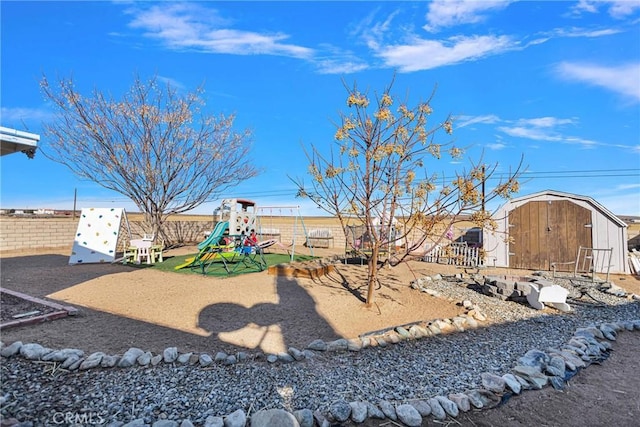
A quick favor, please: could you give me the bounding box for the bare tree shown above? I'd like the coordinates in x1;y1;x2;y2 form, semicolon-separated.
40;74;259;243
293;77;523;306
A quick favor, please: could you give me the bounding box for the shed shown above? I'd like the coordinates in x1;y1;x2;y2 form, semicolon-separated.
483;190;629;274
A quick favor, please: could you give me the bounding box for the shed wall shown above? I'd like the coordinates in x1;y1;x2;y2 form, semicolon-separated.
485;193;629;274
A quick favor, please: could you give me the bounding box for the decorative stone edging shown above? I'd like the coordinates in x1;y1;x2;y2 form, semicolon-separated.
2;269;639;427
2;320;638;427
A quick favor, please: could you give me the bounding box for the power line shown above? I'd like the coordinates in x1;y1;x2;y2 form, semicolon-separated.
54;168;640;204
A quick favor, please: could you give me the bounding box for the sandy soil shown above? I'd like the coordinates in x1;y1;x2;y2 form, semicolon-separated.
0;247;475;355
1;247;639;427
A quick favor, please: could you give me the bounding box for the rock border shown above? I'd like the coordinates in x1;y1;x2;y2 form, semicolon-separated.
3;320;638;427
2;270;639;427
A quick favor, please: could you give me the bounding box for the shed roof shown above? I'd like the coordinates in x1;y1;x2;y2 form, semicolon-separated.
503;189;627;228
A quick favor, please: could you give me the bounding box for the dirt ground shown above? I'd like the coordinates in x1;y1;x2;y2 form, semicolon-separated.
1;246;639;426
354;331;640;427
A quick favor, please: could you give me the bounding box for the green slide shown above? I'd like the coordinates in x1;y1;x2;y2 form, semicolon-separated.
174;221;230;270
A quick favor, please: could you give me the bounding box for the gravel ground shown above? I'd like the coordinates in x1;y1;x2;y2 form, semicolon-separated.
1;274;638;426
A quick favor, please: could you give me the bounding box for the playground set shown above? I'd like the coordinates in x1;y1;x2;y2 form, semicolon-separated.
174;199;295;275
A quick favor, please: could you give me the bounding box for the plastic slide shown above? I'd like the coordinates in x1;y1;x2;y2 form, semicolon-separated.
174;221;230;270
197;221;230;251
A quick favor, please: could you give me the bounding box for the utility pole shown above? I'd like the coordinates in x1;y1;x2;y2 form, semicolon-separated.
73;188;77;219
481;165;486;211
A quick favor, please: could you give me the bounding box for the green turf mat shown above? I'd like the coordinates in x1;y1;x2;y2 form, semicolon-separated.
151;252;318;277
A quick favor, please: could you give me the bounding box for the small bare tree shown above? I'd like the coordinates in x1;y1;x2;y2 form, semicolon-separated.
294;77;523;306
41;74;259;243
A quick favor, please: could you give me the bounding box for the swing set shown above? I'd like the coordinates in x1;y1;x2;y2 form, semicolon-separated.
256;205;313;260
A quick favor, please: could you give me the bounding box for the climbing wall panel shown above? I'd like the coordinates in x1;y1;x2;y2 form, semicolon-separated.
69;208;128;264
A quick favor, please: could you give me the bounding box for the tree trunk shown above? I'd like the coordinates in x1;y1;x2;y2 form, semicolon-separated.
365;246;380;306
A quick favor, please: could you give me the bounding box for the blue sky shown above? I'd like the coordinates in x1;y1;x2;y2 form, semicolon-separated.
1;0;639;217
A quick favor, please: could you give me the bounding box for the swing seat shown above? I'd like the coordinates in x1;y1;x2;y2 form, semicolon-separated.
256;239;278;251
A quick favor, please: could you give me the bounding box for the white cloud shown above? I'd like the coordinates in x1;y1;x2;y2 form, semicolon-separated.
376;34;515;72
315;59;369;75
497;116;633;151
127;4;314;59
356;9;401;51
456;114;501;128
0;107;53;128
616;183;640;191
498;125;559;141
555;62;640;102
516;117;576;128
312;44;370;74
486;142;506;150
551;27;622;38
424;0;512;32
573;0;640;19
156;76;186;91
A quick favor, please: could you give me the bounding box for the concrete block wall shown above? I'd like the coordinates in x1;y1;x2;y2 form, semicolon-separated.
0;217;79;254
0;216;347;256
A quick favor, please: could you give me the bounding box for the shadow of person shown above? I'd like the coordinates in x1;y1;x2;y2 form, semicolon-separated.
197;276;341;353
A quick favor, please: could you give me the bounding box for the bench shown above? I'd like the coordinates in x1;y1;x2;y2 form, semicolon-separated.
306;229;334;248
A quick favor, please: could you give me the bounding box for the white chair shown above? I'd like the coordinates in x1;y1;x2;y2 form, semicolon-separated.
136;244;152;264
128;239;153;264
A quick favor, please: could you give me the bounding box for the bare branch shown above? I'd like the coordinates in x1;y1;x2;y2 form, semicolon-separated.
40;74;259;242
292;76;524;306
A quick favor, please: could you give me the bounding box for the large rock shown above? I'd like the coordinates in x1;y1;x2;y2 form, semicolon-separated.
436;396;459;417
177;352;193;364
288;347;306;361
163;347;179;363
292;409;314;427
199;353;213;367
42;348;84;362
518;349;549;369
502;373;522;394
378;400;397;421
118;348;145;368
512;365;549;389
428;398;446;420
306;339;327;351
101;354;119;368
224;409;246;427
410;400;431;416
137;351;152;367
449;393;471;412
366;402;386;419
481;372;506;393
61;355;81;369
329;400;351;422
465;390;485;409
20;343;51;360
203;416;224;427
396;404;422;427
349;402;367;423
251;409;299;427
80;352;106;370
0;341;22;357
327;339;349;352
